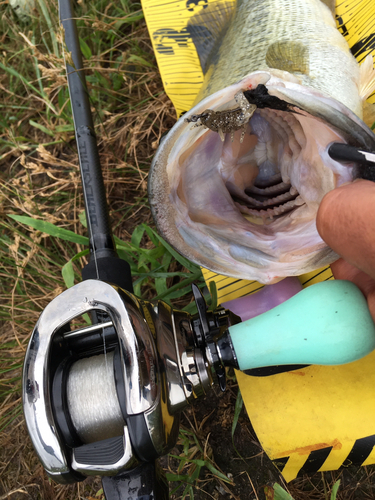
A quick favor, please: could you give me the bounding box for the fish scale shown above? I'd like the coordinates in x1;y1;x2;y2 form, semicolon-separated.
195;0;361;115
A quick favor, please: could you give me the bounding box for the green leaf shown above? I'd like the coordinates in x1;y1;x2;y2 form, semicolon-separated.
330;480;340;500
114;236;133;252
190;465;201;482
61;249;89;288
142;223;161;246
205;462;232;483
29;119;54;136
0;62;44;98
55;124;75;133
208;280;218;312
82;313;92;325
8;214;89;245
154;274;201;301
155;277;168;296
135;271;191;279
183;439;189;457
165;472;190;482
143;226;199;273
113;12;144;29
94;70;110;89
232;389;243;438
131;224;146;248
162;250;173;271
79;38;92;59
112;72;124;91
127;54;154;68
79;211;87;228
190;459;205;467
266;484;294;500
37;0;59;56
62;259;74;288
0;62;57;114
183;485;194;500
136;247;163;269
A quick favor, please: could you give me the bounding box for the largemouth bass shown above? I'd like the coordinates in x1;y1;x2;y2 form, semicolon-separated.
148;0;375;284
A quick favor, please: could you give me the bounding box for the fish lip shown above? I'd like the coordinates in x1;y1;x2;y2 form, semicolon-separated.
149;71;375;283
178;70;375;150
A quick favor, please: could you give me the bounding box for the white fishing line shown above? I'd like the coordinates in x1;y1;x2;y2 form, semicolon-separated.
67;351;125;444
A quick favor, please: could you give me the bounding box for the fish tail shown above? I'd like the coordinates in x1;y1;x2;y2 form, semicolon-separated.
359;54;375;102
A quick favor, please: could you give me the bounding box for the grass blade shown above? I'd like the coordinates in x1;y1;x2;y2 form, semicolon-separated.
231;389;243;439
330;480;340;500
142;224;199;273
29;119;54;136
7;214;89;245
62;249;89;288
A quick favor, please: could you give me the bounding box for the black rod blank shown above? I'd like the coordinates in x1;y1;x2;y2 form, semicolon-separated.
59;0;116;260
59;0;133;292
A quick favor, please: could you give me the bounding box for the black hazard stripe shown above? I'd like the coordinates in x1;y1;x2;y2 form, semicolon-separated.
273;436;375;478
340;435;375;468
272;447;333;477
297;447;333;476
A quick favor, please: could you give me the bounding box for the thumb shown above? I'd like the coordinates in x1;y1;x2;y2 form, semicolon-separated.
316;179;375;281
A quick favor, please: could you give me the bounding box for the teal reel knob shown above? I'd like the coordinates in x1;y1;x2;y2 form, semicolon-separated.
228;280;375;370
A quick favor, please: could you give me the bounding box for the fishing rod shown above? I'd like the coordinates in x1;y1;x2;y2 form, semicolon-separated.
21;1;375;499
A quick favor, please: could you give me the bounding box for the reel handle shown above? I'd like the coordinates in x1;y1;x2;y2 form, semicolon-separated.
228;280;375;370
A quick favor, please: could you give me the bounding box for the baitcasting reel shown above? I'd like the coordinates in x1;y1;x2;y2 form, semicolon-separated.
23;279;239;484
23;276;375;486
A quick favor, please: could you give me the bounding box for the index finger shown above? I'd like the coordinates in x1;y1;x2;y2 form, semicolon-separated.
316;179;375;281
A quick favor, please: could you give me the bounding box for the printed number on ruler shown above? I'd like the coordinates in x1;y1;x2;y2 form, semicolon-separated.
336;0;375;102
143;0;235;115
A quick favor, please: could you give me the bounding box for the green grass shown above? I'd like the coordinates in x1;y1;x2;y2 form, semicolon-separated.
167;428;233;500
0;0;181;497
265;479;341;500
6;213;206;307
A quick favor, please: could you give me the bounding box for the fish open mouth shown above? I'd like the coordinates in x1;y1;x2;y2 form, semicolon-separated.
228;110;306;224
213;105;317;230
232;135;304;224
149;72;375;283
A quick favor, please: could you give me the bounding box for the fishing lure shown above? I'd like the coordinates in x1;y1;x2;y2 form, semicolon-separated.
185;90;256;142
185;85;302;143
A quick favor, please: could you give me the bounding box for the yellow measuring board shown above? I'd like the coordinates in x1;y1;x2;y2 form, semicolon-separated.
142;0;234;116
142;0;375;481
336;0;375;102
202;266;334;304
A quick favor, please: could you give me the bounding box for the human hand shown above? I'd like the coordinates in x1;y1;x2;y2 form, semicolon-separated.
316;179;375;322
